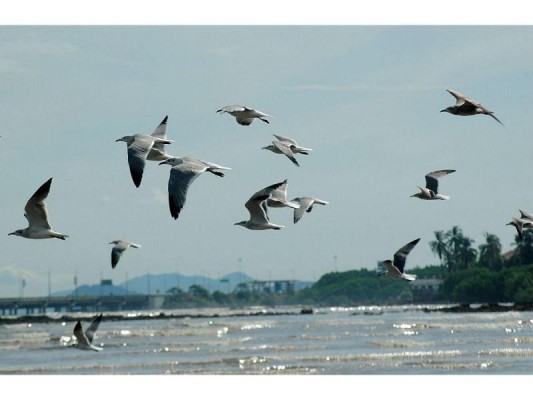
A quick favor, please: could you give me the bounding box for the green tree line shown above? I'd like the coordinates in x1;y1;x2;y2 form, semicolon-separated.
162;226;533;308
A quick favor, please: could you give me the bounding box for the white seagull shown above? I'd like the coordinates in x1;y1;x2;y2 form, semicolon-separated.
109;240;142;269
235;181;286;230
291;197;329;224
266;179;300;209
8;178;69;240
72;314;103;352
262;135;312;167
380;238;420;282
116;131;174;188
410;169;456;200
441;89;503;125
159;156;231;219
216;105;271;126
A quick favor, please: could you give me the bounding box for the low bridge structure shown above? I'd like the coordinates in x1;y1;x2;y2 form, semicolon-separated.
0;294;167;315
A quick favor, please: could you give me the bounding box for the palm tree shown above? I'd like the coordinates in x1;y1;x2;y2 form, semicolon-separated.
511;229;533;266
478;232;503;271
430;230;449;271
445;226;465;272
456;235;478;270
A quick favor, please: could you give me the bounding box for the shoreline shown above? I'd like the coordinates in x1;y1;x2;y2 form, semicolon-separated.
1;302;533;325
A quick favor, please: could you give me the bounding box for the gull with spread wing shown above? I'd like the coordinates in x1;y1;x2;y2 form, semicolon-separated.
266;179;300;209
116;120;174;187
72;314;103;352
441;89;503;125
8;178;69;240
411;169;455;200
160;156;231;219
291;197;329;224
235;181;286;230
109;240;142;269
379;238;420;282
216;105;271;126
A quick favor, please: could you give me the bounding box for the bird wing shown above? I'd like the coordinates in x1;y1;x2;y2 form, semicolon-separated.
24;178;53;229
219;105;245;113
245;181;285;223
73;321;90;346
167;160;207;219
85;314;103;344
245;195;271;224
273;134;297;145
127;136;155;187
293;197;314;223
150;116;169;155
425;169;455;194
393;238;421;273
382;260;402;278
269;179;290;203
272;141;299;167
487;112;503;125
446;89;469;106
520;209;533;221
151;115;168;140
111;241;129;268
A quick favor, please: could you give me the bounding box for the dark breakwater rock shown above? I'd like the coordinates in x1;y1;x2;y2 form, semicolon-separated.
424;303;533;313
0;309;302;325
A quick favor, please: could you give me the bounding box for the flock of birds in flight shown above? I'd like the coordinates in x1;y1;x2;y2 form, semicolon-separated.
6;88;512;350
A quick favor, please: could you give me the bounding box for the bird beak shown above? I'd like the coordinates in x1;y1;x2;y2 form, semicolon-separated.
115;138;123;142
159;160;170;165
440;109;446;113
8;232;15;236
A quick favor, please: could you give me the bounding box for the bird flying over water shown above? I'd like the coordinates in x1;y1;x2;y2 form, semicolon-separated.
109;240;142;269
72;314;103;352
291;197;329;224
216;105;271;126
380;238;420;281
235;181;286;230
159;156;231;219
411;169;455;200
116;132;174;188
262;135;312;167
8;178;69;240
441;89;503;125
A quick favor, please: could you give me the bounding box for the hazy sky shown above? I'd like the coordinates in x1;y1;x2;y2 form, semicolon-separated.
1;22;533;296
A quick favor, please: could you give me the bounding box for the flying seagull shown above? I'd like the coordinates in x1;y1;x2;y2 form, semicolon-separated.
116;133;174;188
235;181;286;230
379;238;420;282
291;197;329;224
159;156;231;219
507;210;533;240
8;178;69;240
216;105;271;126
411;169;456;200
441;89;503;125
109;240;142;269
72;314;103;352
262;135;312;167
266;179;300;209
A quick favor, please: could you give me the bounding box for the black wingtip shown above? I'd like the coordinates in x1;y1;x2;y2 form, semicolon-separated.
161;115;168;124
169;196;182;220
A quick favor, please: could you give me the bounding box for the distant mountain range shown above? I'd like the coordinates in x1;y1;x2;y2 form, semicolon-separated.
53;271;313;296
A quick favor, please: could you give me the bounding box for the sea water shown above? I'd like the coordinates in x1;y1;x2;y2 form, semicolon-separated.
1;305;532;375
